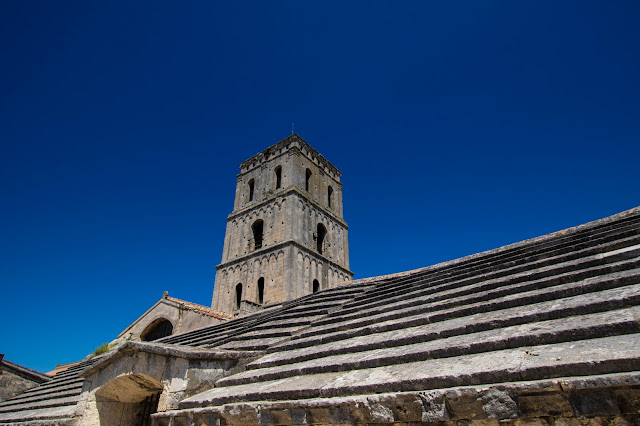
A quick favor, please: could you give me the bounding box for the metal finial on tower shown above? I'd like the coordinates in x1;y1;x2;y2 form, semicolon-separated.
291;123;294;135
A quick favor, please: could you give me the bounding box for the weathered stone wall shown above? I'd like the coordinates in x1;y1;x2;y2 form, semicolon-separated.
0;369;40;402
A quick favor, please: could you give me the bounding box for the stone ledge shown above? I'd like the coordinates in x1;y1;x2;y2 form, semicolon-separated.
80;341;263;378
151;373;640;425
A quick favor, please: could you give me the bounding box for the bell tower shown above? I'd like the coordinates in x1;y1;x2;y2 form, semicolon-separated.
211;135;353;314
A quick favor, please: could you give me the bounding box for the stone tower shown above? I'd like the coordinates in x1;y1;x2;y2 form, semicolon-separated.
211;135;353;314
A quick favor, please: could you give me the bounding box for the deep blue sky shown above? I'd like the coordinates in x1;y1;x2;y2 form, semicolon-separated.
1;1;638;372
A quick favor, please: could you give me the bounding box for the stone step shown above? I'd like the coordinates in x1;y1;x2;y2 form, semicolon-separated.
334;243;640;327
179;333;640;408
256;283;640;367
0;382;83;407
159;320;257;345
232;326;303;340
338;235;640;317
345;223;640;308
300;252;640;340
0;395;80;414
16;377;85;397
218;337;291;351
0;404;77;423
220;308;640;386
295;254;640;346
155;372;640;425
280;298;357;315
250;316;323;331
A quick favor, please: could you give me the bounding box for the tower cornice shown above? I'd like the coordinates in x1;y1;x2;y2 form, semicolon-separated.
226;186;348;228
215;240;353;277
239;134;342;180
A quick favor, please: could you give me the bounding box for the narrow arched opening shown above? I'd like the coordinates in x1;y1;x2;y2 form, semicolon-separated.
257;277;264;304
313;279;320;293
316;223;327;254
305;168;312;191
252;219;264;250
248;179;255;202
328;186;333;208
235;283;243;310
140;318;173;342
275;166;282;189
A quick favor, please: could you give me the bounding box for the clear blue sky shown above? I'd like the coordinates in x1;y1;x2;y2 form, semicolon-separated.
1;1;638;372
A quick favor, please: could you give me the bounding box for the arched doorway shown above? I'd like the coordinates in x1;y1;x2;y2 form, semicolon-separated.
140;319;173;342
95;374;163;426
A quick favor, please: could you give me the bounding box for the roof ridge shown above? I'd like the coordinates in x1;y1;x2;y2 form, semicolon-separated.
1;357;51;382
165;296;234;320
347;205;640;285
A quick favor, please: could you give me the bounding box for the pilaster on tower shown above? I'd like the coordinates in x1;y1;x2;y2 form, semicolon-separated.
211;134;353;314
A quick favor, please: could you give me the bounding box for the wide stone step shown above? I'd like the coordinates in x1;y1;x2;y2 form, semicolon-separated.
16;378;84;397
337;236;640;319
230;326;303;340
250;316;322;331
294;255;640;344
180;333;640;408
270;308;331;321
220;308;640;386
0;404;77;423
0;382;83;407
219;337;290;351
257;283;640;366
0;395;80;415
301;255;640;340
281;298;356;314
345;224;640;308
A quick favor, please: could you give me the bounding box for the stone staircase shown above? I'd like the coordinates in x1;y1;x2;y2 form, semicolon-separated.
0;356;104;424
154;208;640;424
158;283;374;351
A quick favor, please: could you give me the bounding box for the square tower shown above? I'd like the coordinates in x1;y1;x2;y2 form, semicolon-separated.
211;135;353;314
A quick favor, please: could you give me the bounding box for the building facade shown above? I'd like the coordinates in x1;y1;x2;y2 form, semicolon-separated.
211;135;353;313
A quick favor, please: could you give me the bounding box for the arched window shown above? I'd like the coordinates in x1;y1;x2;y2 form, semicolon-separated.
141;319;173;341
235;283;243;310
275;166;282;189
328;186;333;208
257;277;265;304
313;279;320;293
316;223;327;254
305;168;312;191
248;179;255;202
252;219;263;250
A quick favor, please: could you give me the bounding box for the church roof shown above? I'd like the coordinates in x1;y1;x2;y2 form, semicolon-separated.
2;206;639;424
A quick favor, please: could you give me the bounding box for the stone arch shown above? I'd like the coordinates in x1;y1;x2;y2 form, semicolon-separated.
95;374;163;426
140;318;173;342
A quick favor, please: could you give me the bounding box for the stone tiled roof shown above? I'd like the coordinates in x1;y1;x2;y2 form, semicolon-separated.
158;206;640;424
2;206;640;424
